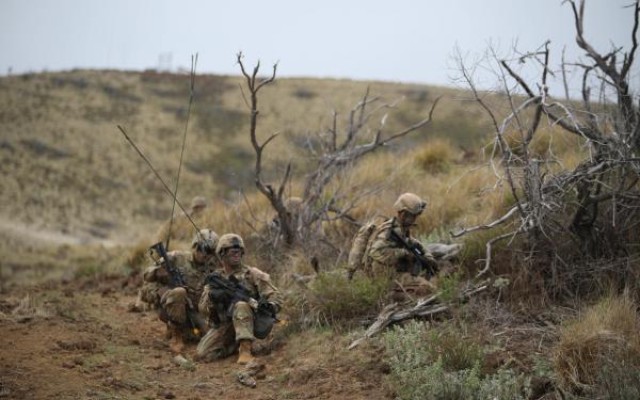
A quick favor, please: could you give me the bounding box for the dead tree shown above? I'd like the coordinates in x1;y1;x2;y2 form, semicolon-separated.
452;0;640;284
236;53;296;246
237;53;441;249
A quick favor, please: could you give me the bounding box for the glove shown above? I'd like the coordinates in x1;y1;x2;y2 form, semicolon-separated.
264;301;280;314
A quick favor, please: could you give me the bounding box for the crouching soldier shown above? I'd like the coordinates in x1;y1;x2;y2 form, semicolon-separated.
353;193;438;300
196;233;281;365
139;229;218;353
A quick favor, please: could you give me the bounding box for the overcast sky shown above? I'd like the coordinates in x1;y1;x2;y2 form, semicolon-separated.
0;0;636;93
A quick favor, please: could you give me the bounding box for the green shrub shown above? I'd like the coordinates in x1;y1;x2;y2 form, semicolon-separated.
437;271;463;303
306;272;388;326
384;320;531;400
592;360;640;400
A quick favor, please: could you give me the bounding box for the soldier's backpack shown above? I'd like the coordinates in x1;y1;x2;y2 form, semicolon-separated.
346;220;378;279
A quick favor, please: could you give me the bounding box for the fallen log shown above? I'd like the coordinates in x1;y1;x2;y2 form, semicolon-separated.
348;280;488;349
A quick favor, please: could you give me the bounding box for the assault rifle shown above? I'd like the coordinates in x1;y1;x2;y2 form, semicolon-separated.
389;229;438;278
204;272;278;339
149;242;205;337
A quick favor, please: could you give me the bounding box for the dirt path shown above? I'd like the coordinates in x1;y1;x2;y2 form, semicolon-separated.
0;216;390;399
0;275;390;400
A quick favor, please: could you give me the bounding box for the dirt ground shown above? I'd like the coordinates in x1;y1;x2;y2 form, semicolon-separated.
0;270;392;400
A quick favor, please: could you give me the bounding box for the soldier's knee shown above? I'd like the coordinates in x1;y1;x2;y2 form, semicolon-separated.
233;301;253;320
161;287;188;306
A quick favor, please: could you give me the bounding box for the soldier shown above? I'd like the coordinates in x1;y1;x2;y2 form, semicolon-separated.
196;233;281;365
139;228;219;353
188;195;208;217
353;193;436;299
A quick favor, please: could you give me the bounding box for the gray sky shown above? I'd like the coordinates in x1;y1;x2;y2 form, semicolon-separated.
0;0;635;93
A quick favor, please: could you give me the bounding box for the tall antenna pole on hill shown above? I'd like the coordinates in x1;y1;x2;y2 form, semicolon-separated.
117;125;201;234
165;54;198;250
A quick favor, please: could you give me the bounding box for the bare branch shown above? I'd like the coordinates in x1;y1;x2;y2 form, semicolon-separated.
476;230;522;279
378;96;441;145
348;281;489;349
453;0;640;295
237;54;295;245
451;205;521;238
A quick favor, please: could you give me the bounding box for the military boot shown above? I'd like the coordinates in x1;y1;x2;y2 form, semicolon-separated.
237;339;254;365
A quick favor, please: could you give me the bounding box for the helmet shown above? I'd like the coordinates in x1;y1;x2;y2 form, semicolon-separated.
393;193;427;215
192;229;218;255
216;233;245;256
190;196;207;211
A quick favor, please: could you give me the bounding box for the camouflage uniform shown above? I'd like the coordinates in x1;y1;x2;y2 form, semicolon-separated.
363;193;435;299
196;234;281;363
140;229;218;345
189;196;208;217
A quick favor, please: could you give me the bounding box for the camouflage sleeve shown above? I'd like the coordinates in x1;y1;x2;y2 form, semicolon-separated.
248;267;282;309
368;235;412;265
198;284;213;317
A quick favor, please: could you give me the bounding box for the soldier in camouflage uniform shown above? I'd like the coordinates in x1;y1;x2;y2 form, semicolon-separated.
195;233;281;365
363;193;436;298
139;229;219;353
188;195;208;217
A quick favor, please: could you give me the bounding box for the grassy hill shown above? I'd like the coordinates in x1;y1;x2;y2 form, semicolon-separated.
1;69;638;399
0;69;489;244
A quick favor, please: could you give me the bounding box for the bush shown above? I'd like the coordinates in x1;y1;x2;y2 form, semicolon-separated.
414;138;456;174
304;272;388;327
384;320;531;400
553;293;640;397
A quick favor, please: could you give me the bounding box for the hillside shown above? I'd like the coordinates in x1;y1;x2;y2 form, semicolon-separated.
2;68;639;400
0;68;490;399
0;69;485;250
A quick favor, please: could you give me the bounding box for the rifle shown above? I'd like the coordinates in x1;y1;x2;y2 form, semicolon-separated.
204;272;278;339
149;241;205;337
389;229;438;278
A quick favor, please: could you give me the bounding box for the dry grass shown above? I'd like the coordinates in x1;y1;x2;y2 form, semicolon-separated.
4;69;640;400
2;69;609;302
0;70;499;270
414;137;459;174
554;293;640;393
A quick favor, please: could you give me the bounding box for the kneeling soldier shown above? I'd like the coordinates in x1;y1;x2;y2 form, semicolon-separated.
196;233;281;364
140;229;218;353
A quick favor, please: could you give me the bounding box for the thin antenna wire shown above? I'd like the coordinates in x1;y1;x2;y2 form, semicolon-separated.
117;125;201;232
166;54;199;250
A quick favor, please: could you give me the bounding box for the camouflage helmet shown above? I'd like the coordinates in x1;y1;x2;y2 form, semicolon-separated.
190;196;207;211
393;193;427;215
192;229;218;254
216;233;245;256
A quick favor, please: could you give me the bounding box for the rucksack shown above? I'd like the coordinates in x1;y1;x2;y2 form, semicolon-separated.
346;221;378;278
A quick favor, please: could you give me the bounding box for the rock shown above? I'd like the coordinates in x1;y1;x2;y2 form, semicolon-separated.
236;371;256;388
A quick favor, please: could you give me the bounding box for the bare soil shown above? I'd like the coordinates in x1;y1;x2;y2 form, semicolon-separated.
0;218;390;400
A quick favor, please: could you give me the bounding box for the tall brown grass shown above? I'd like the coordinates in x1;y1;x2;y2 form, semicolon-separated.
554;292;640;395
